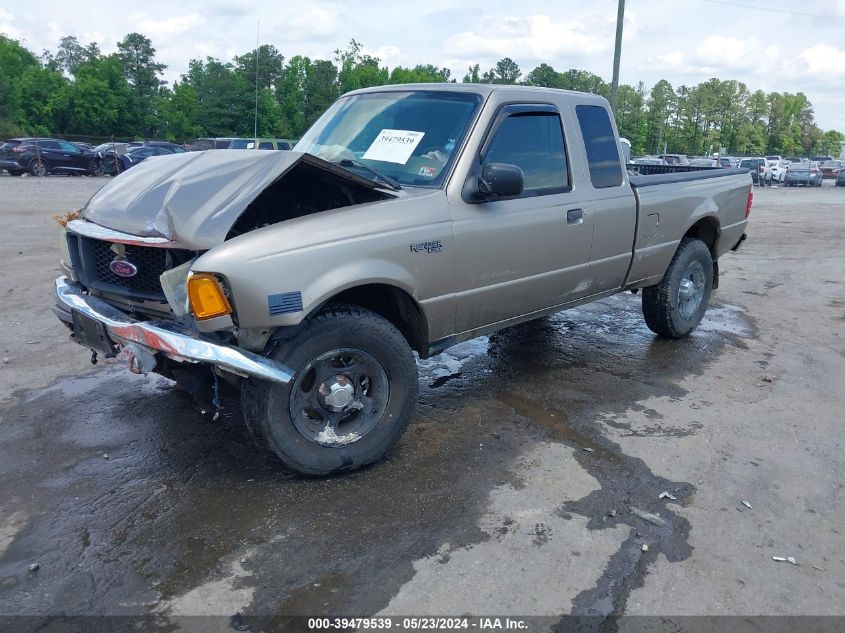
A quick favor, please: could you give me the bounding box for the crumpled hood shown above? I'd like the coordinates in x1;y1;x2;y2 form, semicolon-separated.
82;150;384;250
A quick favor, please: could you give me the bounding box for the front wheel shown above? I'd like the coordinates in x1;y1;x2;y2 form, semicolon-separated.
642;238;714;338
88;159;103;176
242;305;418;476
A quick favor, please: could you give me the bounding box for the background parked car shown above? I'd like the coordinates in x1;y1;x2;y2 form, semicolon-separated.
658;153;689;165
766;156;787;183
784;161;823;187
837;169;845;187
227;137;296;150
820;160;844;179
143;140;187;153
0;138;53;174
93;142;130;156
0;138;102;176
717;157;734;168
689;158;719;167
192;137;240;150
739;157;772;186
104;145;175;175
631;156;667;165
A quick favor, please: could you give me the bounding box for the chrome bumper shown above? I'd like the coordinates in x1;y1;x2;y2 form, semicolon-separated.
53;276;292;384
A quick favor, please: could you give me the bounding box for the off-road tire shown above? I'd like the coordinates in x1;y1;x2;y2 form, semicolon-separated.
642;237;714;338
242;305;418;476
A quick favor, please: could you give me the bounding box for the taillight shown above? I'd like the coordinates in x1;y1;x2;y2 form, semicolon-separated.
12;146;26;153
758;166;765;173
810;169;818;174
745;188;753;218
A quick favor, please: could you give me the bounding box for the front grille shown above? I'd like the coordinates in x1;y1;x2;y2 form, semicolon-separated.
68;234;194;300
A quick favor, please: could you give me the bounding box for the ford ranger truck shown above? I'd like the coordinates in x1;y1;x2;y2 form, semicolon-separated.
53;84;751;475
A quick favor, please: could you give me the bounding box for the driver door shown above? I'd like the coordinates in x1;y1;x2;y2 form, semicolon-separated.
449;104;594;333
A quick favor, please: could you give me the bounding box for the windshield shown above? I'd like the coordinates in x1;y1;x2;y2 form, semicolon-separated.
295;91;482;187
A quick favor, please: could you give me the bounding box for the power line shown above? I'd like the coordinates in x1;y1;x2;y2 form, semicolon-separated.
703;0;845;20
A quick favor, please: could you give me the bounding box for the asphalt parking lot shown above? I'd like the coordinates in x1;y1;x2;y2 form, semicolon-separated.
0;174;844;629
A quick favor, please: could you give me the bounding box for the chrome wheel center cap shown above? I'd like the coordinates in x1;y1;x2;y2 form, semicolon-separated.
679;279;695;299
319;375;355;411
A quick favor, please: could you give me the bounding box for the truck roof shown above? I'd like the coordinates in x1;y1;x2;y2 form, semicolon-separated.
344;82;610;106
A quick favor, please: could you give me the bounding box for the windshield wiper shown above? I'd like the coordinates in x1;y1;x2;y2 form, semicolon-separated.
335;159;402;191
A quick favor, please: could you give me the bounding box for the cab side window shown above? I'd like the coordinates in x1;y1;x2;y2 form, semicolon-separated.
576;105;623;188
483;112;569;195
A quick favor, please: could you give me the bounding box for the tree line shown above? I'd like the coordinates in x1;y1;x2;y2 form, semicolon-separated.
1;33;842;157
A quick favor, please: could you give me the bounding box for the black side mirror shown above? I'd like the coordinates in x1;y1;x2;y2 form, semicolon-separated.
478;162;524;199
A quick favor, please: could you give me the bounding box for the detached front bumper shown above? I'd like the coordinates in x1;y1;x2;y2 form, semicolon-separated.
53;276;292;384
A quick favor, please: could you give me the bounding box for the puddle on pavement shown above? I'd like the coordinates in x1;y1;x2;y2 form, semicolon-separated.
0;291;753;621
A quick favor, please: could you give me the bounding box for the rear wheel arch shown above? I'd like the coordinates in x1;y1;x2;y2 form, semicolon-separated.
683;216;720;257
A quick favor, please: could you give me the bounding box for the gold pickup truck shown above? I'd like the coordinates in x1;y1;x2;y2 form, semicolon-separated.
53;84;751;475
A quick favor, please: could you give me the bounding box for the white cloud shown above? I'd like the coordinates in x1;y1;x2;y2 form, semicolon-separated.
137;13;205;40
284;8;344;42
0;8;22;39
788;44;845;80
446;14;610;61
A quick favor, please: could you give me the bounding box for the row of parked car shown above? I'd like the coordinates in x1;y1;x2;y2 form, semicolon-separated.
0;136;298;177
630;153;845;187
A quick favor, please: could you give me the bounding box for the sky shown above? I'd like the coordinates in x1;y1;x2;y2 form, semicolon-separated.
2;0;844;131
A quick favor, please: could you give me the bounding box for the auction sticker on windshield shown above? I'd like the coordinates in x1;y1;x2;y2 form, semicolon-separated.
362;129;425;164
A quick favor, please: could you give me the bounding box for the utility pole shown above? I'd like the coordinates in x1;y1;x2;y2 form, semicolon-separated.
254;21;260;144
610;0;625;114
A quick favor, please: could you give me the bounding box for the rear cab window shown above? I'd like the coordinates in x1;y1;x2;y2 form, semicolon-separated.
575;105;623;188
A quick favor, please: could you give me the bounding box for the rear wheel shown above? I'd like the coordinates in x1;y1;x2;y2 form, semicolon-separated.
642;238;714;338
28;159;47;177
242;305;418;476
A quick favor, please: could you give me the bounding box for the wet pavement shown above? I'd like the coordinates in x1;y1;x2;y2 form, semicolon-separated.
1;177;844;629
1;295;748;621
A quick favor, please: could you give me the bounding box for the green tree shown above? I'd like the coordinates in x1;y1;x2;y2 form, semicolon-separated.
117;32;166;136
0;35;40;130
462;64;482;83
279;55;312;137
235;44;285;91
304;59;339;129
481;57;521;84
335;39;388;94
523;63;563;88
389;64;450;83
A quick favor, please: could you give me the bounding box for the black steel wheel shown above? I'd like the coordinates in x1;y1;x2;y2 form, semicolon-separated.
289;348;389;447
242;305;418;476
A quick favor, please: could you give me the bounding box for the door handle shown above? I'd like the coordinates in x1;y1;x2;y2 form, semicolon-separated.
566;208;584;224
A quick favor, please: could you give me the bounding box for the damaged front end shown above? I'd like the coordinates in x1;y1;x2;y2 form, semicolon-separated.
53;150;395;384
52;276;293;384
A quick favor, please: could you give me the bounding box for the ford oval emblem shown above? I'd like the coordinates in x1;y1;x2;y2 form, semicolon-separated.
109;259;138;278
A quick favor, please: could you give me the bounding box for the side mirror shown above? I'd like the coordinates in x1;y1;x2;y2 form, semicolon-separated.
478;162;524;199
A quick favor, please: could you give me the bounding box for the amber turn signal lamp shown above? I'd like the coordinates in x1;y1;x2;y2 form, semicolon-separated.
187;273;232;320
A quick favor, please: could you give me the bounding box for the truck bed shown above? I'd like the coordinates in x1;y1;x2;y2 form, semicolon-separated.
624;168;752;289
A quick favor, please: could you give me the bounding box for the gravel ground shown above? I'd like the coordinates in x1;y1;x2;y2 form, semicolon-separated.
0;173;843;630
